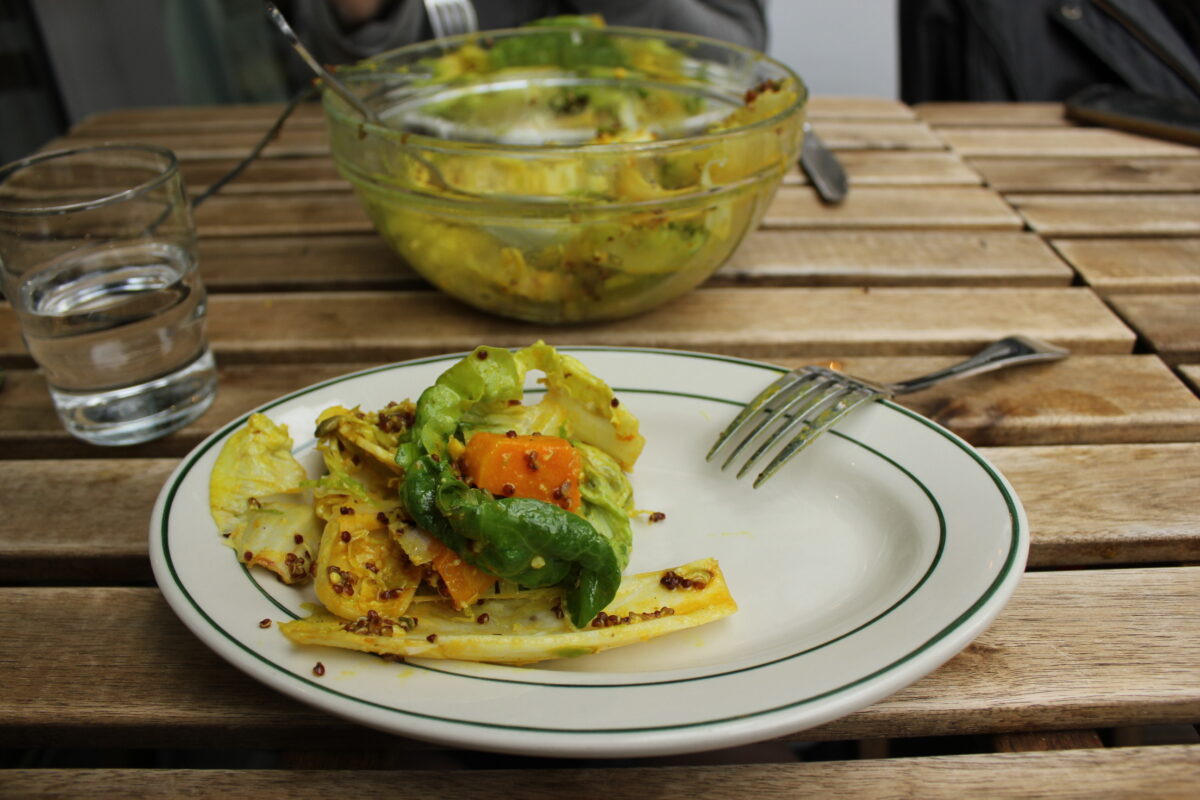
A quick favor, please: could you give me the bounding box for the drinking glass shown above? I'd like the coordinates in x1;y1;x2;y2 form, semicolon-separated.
0;144;217;446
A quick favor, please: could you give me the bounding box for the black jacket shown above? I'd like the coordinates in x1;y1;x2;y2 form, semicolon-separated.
900;0;1200;103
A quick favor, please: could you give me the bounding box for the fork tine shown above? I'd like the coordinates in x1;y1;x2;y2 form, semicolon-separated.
751;386;882;488
734;376;849;479
721;372;835;471
706;368;818;462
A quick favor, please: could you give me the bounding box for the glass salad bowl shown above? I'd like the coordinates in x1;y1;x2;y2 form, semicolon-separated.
323;22;806;323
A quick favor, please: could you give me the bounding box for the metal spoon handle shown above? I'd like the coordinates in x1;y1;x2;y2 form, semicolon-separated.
265;2;380;123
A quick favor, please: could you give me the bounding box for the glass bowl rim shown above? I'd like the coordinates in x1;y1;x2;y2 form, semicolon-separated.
323;23;808;155
0;143;179;217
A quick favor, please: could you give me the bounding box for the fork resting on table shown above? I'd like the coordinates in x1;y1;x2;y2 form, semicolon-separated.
708;335;1069;488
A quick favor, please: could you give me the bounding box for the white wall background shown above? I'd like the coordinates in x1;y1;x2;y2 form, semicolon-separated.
766;0;899;98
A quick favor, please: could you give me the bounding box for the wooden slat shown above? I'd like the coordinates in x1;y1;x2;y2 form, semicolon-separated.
784;151;981;187
181;156;348;196
782;354;1200;448
763;186;1023;230
808;95;917;120
1007;194;1200;237
4;747;1200;799
9;354;1186;461
190;152;981;196
191;187;1031;238
191;192;368;237
809;121;944;151
0;362;362;459
198;234;418;292
1;568;1195;747
0;287;1137;373
993;730;1105;752
969;157;1200;193
166;287;1141;361
985;443;1200;567
187;186;1026;238
193;230;1071;293
5;440;1195;582
48;126;331;161
1051;239;1200;295
4;355;1197;460
70;102;328;134
938;127;1200;158
916;102;1069;127
0;458;176;582
1180;365;1200;396
1107;295;1200;365
721;231;1071;286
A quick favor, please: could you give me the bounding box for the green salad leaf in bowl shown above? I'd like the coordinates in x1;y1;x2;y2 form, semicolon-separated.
324;17;806;323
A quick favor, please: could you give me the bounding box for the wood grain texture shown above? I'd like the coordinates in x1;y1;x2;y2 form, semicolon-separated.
10;355;1194;464
0;459;176;582
191;192;369;238
69;102;327;134
776;354;1200;448
992;730;1105;752
0;569;1195;747
1051;239;1200;295
809;121;944;151
0;287;1138;370
808;95;917;120
187;186;1027;238
194;152;980;196
1180;364;1200;396
938;128;1200;158
1007;194;1200;237
985;443;1200;566
181;156;348;196
1107;294;1200;365
198;234;418;292
3;747;1199;799
47;126;331;161
0;362;365;459
916;103;1070;127
197;288;1135;362
193;230;1071;292
784;151;982;187
763;186;1023;230
721;231;1071;286
969;157;1200;193
4;441;1194;582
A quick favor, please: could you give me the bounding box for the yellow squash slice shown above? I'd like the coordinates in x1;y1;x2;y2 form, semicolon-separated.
279;558;735;665
209;413;322;584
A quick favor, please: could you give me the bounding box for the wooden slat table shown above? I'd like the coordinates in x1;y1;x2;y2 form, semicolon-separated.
3;97;1199;795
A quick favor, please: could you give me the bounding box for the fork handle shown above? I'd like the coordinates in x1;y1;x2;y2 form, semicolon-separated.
889;335;1069;395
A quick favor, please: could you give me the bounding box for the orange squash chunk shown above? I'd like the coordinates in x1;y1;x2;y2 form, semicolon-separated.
428;537;500;610
463;431;583;513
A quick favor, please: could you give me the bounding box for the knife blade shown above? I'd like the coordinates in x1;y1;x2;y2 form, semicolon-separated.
800;122;848;204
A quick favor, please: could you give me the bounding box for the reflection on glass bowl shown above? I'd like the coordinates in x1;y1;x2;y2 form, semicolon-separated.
324;23;806;323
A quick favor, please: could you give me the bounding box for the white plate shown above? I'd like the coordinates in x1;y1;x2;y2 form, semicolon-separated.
150;347;1027;758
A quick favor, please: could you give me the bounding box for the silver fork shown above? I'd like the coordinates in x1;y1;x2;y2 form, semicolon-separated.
423;0;478;39
708;335;1069;488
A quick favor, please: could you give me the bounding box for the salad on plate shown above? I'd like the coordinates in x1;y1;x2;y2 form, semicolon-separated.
209;342;736;665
